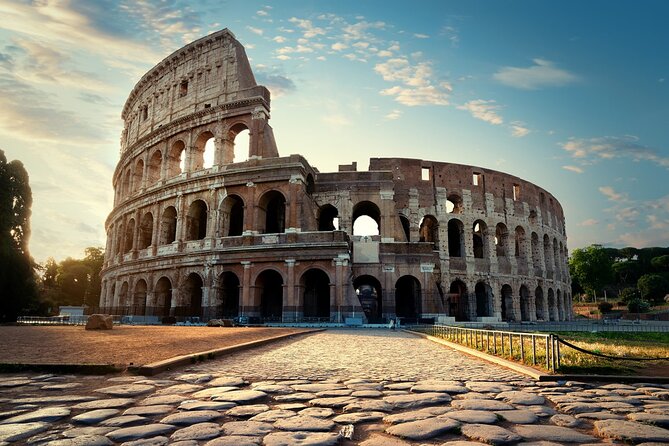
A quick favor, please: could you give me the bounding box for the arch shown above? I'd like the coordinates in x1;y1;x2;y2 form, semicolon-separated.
514;226;526;257
535;286;545;320
447;193;463;214
301;269;331;320
501;284;513;322
186;199;208;240
495;223;509;257
218;271;240;318
419;215;439;249
475;281;492;318
447;219;465;257
220;195;244;236
122;169;132;198
257;269;284;321
183;273;203;319
192;130;215;170
259;190;286;234
160;206;177;244
305;174;315;195
119;282;129;307
395;275;421;319
352;201;381;236
147;150;162;184
354;275;382;322
138;212;153;249
553;237;559;270
449;280;468;321
227;122;250;163
133;159;144;192
109;283;116;309
519;285;531;321
318;204;339;231
543;234;552;269
531;232;541;268
116;222;125;255
123;218;135;253
557;289;564;320
133;279;147;315
399;214;410;242
167;140;186;177
473;220;488;259
155;277;173;317
547;288;556;321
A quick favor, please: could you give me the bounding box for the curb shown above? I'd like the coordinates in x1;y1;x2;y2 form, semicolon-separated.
134;329;324;376
409;330;669;384
0;363;125;375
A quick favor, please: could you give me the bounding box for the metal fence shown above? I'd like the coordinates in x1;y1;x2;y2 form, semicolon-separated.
17;315;121;326
416;324;561;371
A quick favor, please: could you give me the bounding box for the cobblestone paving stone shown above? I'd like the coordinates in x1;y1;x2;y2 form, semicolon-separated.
0;329;669;445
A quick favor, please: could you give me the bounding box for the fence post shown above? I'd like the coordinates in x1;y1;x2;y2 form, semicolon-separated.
545;335;550;370
509;333;514;359
532;334;537;365
520;334;525;363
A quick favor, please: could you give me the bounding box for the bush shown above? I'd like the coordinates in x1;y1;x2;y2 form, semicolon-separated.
619;287;639;304
598;301;613;313
638;274;669;304
627;299;651;313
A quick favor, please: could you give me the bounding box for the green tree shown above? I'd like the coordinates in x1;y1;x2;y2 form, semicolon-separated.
619;287;639;304
637;274;669;304
0;150;37;321
612;260;641;286
38;247;105;308
651;255;669;271
568;245;613;299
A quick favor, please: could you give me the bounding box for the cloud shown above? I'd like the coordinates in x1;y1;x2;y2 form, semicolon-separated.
562;165;584;174
561;135;669;170
457;100;503;125
440;26;459;46
256;10;268;17
342;20;386;41
413;33;429;39
288;17;325;39
599;186;625;202
494;58;578;89
384;110;402;120
578;219;599;227
247;26;263;36
374;58;451;106
322;114;352;127
272;36;287;43
510;121;530;137
254;69;297;98
331;42;348;51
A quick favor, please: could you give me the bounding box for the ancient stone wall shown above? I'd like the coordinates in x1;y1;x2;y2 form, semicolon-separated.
99;29;572;324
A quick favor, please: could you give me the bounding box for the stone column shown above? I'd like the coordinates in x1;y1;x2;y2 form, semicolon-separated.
284;259;296;322
380;190;395;241
241;261;252;316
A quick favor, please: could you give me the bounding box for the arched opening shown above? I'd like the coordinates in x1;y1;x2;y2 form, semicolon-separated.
318;204;339;231
231;125;250;163
473;220;487;258
218;272;240;318
520;285;531;321
119;282;129;308
419;215;439;249
138;212;153;250
220;195;244;236
148;150;162;184
257;270;283;321
183;273;203;319
447;219;464;257
192;131;215;170
168;140;186;176
395;275;421;320
354;275;382;322
543;234;552;270
399;214;410;242
186;200;208;240
531;232;541;270
155;277;173;317
124;219;135;253
203;136;216;169
447;193;463;214
535;286;545;320
515;226;526;257
116;222;125;255
160;206;177;244
133;159;144;192
133;279;147;315
259;190;286;234
448;280;468;321
553;238;559;271
352;201;381;236
305;174;315;195
557;289;564;320
495;223;509;257
547;288;556;321
475;282;492;318
302;269;330;320
109;283;116;310
501;284;513;322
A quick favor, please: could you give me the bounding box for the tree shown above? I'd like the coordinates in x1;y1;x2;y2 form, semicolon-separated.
0;150;37;321
568;245;613;298
619;287;639;304
612;260;641;286
637;274;669;304
651;255;669;271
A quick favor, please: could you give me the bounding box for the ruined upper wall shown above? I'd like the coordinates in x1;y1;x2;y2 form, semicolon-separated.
120;29;267;151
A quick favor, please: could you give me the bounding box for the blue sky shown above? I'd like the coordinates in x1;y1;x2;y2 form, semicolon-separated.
1;0;668;263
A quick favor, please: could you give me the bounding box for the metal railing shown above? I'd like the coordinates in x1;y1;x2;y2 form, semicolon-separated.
416;324;560;371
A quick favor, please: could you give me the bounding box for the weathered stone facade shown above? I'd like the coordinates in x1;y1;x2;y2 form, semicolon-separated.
99;29;572;323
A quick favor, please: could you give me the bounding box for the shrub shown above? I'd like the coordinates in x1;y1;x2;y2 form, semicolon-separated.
598;301;613;314
638;274;669;304
627;299;651;313
619;287;639;304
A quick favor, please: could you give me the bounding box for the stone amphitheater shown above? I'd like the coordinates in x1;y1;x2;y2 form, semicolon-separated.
98;29;572;324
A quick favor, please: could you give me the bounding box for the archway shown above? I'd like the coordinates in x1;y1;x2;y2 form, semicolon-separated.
186;200;208;240
259;190;286;234
501;284;513;322
419;215;439;249
353;275;382;322
535;286;545;320
183;273;203;319
133;159;144;193
257;270;284;321
160;206;177;244
352;201;381;236
447;193;463;214
515;226;526;257
154;277;172;317
557;289;564;320
447;219;464;257
138;212;153;249
133;279;147;315
519;285;531;321
148;150;162;184
473;220;487;258
449;280;468;321
318;204;339;231
301;269;330;320
395;275;421;320
475;282;492;318
167;140;186;176
399;214;410;242
218;272;240;318
547;288;556;321
495;223;509;257
220;195;244;236
124;219;135;253
119;282;129;309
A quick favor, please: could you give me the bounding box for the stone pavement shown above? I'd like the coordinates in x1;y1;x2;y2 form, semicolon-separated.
0;329;668;445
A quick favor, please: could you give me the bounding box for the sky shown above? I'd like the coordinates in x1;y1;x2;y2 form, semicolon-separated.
1;0;668;264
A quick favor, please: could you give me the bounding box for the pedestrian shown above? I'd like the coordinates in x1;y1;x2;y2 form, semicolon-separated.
389;318;395;330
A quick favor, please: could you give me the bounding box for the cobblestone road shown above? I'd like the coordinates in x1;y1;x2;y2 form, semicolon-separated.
0;329;668;445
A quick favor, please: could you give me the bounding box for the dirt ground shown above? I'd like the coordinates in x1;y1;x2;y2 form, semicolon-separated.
0;325;311;367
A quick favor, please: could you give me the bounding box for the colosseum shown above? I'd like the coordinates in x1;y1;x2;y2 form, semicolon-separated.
98;29;572;325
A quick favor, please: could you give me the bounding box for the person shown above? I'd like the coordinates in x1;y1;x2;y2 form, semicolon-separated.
389;318;395;330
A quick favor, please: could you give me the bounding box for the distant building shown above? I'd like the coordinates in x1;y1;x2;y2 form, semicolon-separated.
98;29;572;323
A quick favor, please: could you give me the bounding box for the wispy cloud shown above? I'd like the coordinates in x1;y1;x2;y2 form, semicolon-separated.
562;165;584;174
413;33;429;39
578;218;599;227
288;17;326;39
457;100;503;125
494;58;578;90
375;58;451;106
599;186;625;202
247;26;264;36
384;110;402;120
254;67;296;98
561;135;669;170
510;121;530;137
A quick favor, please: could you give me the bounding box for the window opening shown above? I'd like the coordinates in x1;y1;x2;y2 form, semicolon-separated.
421;167;430;181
